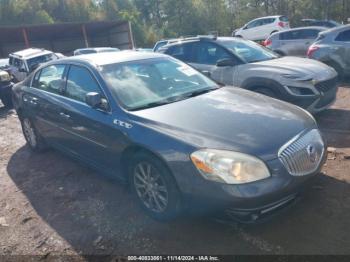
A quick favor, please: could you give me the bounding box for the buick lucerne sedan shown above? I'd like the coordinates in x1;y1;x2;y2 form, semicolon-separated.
13;51;326;222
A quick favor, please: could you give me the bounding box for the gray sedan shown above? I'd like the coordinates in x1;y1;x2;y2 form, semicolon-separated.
264;27;327;57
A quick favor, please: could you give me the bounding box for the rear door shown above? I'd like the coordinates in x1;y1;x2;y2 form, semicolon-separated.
279;30;305;56
24;64;67;142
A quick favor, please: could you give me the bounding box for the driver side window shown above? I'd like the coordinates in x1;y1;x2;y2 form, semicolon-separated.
195;42;232;65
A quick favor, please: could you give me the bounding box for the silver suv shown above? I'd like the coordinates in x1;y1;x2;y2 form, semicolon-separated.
9;48;59;82
159;36;338;113
264;27;326;57
307;25;350;79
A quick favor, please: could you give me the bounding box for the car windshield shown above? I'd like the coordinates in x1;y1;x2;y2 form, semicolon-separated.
101;57;218;111
27;53;57;70
220;39;278;63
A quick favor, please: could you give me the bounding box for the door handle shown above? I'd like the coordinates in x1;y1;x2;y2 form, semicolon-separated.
59;112;71;119
28;97;38;105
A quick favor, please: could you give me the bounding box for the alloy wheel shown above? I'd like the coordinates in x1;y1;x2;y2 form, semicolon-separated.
133;162;169;213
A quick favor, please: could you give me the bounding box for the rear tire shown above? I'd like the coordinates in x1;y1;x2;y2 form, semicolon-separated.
20;117;47;152
128;152;182;221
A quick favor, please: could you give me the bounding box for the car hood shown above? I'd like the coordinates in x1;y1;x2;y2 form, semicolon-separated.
252;56;337;81
130;87;316;160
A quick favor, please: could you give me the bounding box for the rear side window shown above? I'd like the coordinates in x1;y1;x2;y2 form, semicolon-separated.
166;43;194;62
65;65;102;103
302;29;321;39
263;18;275;25
280;30;303;40
335;30;350;42
32;64;66;94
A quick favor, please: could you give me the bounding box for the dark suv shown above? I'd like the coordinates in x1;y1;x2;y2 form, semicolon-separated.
13;51;326;222
159;36;338;113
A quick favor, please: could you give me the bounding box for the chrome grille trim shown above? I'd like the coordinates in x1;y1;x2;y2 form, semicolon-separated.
278;129;325;176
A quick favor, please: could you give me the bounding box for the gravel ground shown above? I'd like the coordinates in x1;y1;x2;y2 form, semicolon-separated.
0;87;350;258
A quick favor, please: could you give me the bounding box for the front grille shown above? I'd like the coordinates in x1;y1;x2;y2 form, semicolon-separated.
315;77;338;92
278;129;325;176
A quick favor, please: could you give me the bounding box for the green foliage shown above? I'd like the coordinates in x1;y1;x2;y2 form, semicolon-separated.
0;0;349;47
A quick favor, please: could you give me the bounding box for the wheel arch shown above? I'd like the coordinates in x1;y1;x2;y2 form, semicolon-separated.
120;144;180;188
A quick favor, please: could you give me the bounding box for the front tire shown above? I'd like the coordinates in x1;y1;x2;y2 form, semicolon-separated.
20;117;47;152
129;152;182;221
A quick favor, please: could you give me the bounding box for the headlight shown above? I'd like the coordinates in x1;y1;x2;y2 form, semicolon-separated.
0;71;11;82
190;149;270;184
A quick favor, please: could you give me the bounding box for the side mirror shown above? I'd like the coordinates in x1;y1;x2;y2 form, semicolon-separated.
201;70;211;77
216;58;236;67
85;92;109;111
86;92;102;108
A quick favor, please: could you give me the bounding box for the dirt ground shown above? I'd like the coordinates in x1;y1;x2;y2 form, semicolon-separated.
0;86;350;258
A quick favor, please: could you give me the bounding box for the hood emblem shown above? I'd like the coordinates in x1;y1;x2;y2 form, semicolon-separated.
306;145;317;163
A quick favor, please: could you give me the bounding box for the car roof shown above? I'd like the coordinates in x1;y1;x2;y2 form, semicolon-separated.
10;48;53;59
75;47;118;52
273;26;327;34
321;24;350;35
52;50;168;67
251;15;284;21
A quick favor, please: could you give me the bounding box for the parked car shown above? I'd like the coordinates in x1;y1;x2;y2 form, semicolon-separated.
307;25;350;79
12;51;326;222
73;47;120;56
159;36;338;113
153;39;181;52
9;48;59;82
301;19;341;28
233;15;290;41
263;27;327;56
0;69;13;108
0;58;9;69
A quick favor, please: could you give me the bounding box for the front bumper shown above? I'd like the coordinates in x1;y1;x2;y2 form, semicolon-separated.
280;77;338;114
184;150;326;221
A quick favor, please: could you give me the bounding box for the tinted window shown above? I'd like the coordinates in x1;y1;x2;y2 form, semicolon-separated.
166;43;194;62
263;18;275;25
302;29;320;39
194;42;232;65
335;30;350;42
33;64;66;94
280;30;303;40
154;41;167;51
27;53;57;71
65;66;102;103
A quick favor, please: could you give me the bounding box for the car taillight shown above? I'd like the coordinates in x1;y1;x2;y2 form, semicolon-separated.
307;46;319;58
278;21;285;28
263;39;272;47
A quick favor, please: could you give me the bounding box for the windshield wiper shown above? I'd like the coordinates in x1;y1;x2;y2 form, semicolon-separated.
129;87;220;111
129;100;173;111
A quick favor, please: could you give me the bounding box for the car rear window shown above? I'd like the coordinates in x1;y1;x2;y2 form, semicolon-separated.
280;16;289;22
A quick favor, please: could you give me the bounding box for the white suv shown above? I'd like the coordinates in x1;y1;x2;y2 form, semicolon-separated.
234;15;290;41
9;48;59;82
